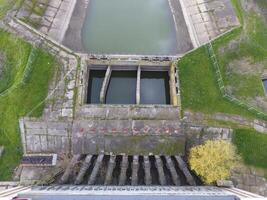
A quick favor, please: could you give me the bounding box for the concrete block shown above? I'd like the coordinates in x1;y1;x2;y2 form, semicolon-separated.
0;146;4;158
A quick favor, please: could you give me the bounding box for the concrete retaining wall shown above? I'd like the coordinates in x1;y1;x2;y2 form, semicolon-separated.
20;118;71;154
72;135;185;155
184;111;267;134
185;125;233;150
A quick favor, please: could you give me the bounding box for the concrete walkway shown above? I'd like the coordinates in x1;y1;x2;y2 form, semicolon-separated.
179;0;240;46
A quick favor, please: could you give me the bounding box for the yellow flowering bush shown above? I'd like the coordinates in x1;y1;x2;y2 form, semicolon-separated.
189;140;240;185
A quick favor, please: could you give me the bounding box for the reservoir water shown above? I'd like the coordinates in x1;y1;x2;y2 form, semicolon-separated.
141;71;170;104
106;71;137;104
82;0;178;55
87;70;106;104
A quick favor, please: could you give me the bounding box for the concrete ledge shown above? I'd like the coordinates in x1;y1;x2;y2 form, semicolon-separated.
72;135;185;155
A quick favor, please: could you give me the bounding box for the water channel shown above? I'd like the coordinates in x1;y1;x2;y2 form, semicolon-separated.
82;0;178;55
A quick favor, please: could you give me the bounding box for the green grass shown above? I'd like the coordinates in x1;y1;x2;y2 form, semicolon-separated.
179;0;267;120
233;129;267;169
179;46;256;119
213;11;267;100
215;0;267;106
0;30;56;180
0;29;32;93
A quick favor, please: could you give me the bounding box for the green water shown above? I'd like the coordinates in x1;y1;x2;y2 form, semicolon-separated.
141;71;170;104
106;71;137;104
82;0;178;55
87;70;106;104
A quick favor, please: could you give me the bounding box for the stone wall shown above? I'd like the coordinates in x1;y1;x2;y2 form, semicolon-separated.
231;166;267;196
185;124;233;150
72;135;185;155
72;105;185;155
20;118;71;154
184;111;267;134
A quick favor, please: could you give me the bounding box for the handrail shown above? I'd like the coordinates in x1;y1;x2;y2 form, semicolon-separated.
206;42;267;120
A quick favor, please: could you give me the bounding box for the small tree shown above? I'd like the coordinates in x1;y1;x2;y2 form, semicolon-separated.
189;140;240;185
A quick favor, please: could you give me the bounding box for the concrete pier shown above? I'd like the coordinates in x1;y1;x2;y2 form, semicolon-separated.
131;156;139;186
155;156;166;185
75;155;93;185
57;154;197;186
144;156;152;185
175;156;196;186
118;156;128;186
104;155;116;185
60;155;81;184
165;156;180;185
136;66;141;105
169;63;178;106
100;66;112;103
88;154;104;185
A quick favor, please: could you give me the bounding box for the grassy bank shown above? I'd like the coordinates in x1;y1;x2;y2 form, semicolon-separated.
0;29;32;93
178;0;267;120
213;1;267;112
0;30;56;180
233;129;267;170
179;44;256;119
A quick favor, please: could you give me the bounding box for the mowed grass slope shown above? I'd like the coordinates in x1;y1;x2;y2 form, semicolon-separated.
213;2;267;110
233;129;267;169
0;29;31;93
0;30;56;180
178;43;256;119
179;0;267;119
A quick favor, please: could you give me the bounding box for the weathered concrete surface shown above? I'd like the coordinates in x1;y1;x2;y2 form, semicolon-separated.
63;0;87;52
60;155;81;184
72;105;184;155
76;105;180;120
69;105;184;154
231;166;267;196
72;135;185;155
184;111;267;134
20;118;72;154
17;0;76;42
100;66;112;104
144;156;152;185
168;0;194;51
19;166;55;185
175;156;196;186
185;124;233;151
180;0;240;45
136;66;141;105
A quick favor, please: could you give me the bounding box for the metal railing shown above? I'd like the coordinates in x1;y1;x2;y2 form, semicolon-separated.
206;42;267;121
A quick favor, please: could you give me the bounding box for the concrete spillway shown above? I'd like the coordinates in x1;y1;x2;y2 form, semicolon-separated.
57;154;197;186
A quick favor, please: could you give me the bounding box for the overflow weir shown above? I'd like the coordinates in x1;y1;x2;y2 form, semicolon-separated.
58;154;197;186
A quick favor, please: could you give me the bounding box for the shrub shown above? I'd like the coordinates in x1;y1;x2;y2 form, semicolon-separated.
189;140;240;185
